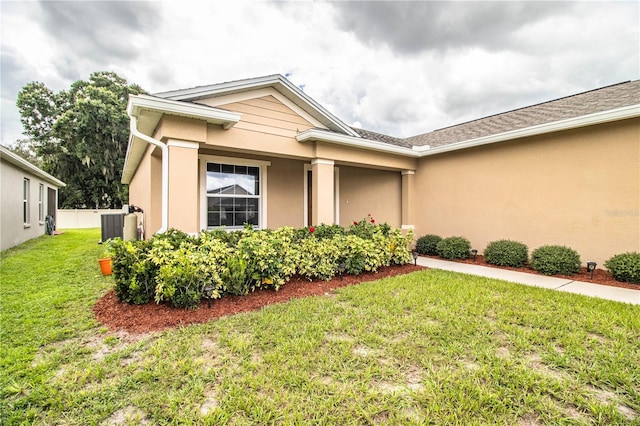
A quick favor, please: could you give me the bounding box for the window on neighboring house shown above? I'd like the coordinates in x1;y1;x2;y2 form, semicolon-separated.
38;184;44;223
206;163;260;228
23;178;30;226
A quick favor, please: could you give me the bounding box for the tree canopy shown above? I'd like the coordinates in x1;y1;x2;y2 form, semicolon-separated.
16;71;145;208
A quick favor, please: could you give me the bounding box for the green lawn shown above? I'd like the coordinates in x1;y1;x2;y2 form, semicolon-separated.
1;229;638;425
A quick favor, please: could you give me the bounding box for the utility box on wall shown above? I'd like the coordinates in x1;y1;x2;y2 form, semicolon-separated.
101;213;125;242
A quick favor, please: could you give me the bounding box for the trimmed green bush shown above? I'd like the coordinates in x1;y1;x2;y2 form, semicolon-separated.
110;239;157;305
604;252;640;284
483;240;528;267
436;236;471;260
111;221;413;308
530;245;581;275
416;234;442;256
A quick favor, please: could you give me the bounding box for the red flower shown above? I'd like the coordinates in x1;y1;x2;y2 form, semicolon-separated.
370;218;375;224
309;226;315;233
353;221;358;225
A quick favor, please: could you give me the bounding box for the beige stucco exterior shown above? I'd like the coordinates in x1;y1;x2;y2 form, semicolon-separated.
124;77;639;267
414;118;640;266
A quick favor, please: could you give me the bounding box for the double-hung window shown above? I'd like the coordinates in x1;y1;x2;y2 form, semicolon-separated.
38;184;44;223
23;178;30;226
206;163;260;228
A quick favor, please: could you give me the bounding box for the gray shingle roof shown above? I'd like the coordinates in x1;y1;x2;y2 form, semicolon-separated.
350;127;413;148
405;80;640;148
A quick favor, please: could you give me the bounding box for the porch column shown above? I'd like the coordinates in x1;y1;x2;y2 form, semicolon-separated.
401;170;415;230
167;140;200;234
311;158;335;225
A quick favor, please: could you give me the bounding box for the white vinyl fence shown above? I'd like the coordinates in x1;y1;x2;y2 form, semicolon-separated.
57;209;125;229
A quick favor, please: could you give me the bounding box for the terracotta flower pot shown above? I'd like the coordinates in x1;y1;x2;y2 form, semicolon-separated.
98;258;112;276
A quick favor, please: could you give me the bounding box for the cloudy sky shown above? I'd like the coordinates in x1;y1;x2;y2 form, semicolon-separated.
1;1;638;145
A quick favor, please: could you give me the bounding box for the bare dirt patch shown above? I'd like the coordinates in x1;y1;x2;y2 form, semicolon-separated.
94;264;424;333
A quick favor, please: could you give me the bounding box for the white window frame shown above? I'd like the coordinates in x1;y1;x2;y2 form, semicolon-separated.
38;184;44;224
303;164;340;226
23;178;30;227
199;155;270;230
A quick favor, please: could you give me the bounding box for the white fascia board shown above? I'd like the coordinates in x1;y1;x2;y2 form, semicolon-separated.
414;104;640;155
297;129;419;157
0;145;66;187
155;75;360;138
127;94;241;128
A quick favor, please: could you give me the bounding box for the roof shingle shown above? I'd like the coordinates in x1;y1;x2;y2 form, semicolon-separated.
405;80;640;148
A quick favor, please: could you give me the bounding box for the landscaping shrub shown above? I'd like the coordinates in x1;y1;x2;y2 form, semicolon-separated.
236;227;297;290
222;253;251;295
110;220;413;308
298;236;341;281
150;236;230;309
436;236;471;260
387;228;414;265
483;240;528;267
530;245;581;275
604;252;640;284
415;234;442;255
110;239;157;304
348;214;390;239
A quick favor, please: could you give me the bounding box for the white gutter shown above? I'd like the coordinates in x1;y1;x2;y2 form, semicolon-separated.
296;128;420;157
413;104;640;155
129;116;168;234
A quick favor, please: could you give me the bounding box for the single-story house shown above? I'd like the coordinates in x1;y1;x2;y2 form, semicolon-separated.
123;75;639;265
1;144;65;250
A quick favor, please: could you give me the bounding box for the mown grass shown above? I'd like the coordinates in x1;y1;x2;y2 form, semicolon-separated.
1;229;639;425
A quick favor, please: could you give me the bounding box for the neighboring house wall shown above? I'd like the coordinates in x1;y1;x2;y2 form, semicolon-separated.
0;150;64;251
414;117;640;265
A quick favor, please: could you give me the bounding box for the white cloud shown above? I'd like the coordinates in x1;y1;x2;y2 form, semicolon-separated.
1;0;638;145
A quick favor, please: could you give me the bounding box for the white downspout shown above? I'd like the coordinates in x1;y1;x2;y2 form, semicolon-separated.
129;116;169;234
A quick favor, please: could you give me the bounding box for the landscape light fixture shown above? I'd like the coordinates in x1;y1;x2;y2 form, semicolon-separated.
338;262;346;280
412;250;418;266
586;262;597;280
471;249;478;261
204;284;215;308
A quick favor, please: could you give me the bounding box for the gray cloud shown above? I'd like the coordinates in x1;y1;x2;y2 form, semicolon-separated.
36;1;160;64
332;1;573;54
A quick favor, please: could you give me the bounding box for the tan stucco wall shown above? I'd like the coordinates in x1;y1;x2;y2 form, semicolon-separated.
1;159;53;250
155;115;207;143
414;118;640;266
266;157;306;229
339;166;402;228
128;145;153;234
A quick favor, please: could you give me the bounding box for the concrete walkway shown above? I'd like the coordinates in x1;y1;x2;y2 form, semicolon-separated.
416;257;640;305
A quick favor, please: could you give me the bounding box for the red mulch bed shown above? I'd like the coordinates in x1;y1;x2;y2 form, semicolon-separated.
424;254;640;290
94;264;425;334
95;257;639;334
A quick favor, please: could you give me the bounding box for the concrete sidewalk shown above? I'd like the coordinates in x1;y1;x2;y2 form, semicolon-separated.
417;257;640;305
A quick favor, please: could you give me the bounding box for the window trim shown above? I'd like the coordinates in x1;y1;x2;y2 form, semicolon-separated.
38;183;45;224
23;178;30;227
199;155;270;230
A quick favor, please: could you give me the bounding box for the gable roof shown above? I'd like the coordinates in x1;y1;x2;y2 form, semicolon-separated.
154;74;360;138
0;145;65;187
407;80;640;148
